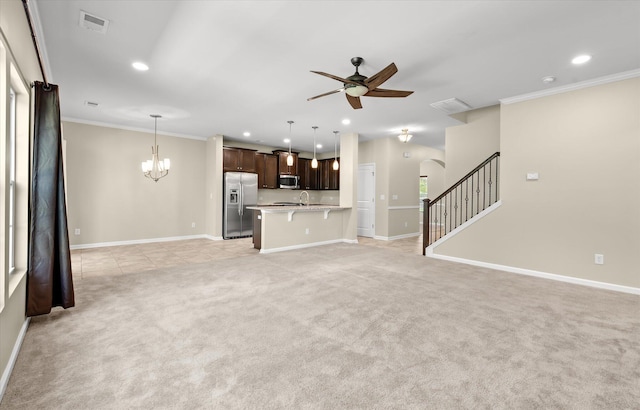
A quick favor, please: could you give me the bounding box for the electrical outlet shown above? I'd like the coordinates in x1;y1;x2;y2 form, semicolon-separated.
392;194;398;200
74;228;80;235
404;222;408;227
305;228;309;235
594;254;604;265
191;222;196;228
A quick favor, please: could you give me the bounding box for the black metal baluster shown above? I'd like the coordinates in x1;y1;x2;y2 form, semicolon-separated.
488;160;493;205
465;179;469;223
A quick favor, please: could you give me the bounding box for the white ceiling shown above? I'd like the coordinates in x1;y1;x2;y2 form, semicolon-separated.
30;0;640;153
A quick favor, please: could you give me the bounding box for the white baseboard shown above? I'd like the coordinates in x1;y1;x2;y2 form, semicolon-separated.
425;249;640;295
259;239;353;254
70;234;211;250
204;235;223;241
0;318;30;402
373;232;420;241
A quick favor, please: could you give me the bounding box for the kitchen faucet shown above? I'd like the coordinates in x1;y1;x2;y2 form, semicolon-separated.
299;190;309;206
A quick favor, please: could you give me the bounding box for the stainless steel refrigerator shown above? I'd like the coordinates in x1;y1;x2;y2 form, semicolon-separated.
223;172;258;239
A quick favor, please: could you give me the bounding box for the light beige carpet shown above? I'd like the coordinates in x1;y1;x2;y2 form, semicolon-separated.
2;242;639;409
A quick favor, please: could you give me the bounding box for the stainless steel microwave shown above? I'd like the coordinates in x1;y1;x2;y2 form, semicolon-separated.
279;175;299;189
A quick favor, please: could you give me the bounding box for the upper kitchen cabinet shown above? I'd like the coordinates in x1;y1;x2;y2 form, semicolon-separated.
299;158;320;190
274;150;298;175
223;147;257;172
320;158;339;190
255;153;278;189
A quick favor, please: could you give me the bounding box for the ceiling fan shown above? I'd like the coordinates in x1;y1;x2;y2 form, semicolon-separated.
307;57;413;109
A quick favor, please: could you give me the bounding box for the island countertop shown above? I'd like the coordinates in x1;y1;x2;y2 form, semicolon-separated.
247;203;347;211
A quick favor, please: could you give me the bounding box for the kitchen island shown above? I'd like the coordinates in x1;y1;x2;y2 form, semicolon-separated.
247;204;350;253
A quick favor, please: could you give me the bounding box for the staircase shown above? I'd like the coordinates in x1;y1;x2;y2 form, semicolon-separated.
422;152;500;255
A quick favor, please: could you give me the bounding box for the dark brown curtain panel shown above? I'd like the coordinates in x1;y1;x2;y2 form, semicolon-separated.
27;81;75;316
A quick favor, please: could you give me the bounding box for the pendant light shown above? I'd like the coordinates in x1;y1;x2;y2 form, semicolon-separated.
311;126;318;169
286;120;294;167
332;130;339;171
141;114;170;182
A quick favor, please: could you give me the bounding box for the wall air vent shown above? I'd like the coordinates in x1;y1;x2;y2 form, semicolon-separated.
430;98;472;114
79;10;110;34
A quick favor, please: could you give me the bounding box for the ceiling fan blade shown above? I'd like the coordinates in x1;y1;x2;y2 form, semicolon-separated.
364;63;398;90
365;88;414;98
346;94;363;109
307;88;344;101
311;71;363;86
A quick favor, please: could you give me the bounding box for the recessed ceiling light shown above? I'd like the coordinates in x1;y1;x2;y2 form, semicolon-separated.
316;144;322;149
243;132;251;137
342;119;351;125
542;76;556;84
132;61;149;71
283;138;290;143
571;55;591;65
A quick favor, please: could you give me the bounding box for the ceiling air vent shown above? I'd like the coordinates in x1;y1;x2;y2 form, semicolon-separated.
84;101;99;108
430;98;472;115
79;10;110;34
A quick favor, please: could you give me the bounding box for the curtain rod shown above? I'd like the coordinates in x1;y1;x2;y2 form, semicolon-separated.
22;0;50;89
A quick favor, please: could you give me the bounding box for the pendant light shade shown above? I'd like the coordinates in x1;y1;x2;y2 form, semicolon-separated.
332;130;339;171
286;120;294;166
142;114;170;182
311;126;318;169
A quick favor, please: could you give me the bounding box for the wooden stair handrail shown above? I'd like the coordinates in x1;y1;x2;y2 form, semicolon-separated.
429;152;500;205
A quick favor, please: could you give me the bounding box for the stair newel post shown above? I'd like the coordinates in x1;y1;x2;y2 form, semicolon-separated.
423;198;431;255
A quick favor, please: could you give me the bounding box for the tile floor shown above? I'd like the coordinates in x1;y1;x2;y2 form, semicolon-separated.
71;235;424;279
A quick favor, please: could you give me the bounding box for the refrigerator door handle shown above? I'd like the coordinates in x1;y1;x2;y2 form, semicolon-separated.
239;183;243;216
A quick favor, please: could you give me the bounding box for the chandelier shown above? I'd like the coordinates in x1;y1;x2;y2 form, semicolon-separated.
141;114;170;182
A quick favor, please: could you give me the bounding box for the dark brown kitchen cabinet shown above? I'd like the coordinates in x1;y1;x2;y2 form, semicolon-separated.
320;158;339;190
223;147;256;172
255;153;278;189
274;150;298;175
299;158;320;190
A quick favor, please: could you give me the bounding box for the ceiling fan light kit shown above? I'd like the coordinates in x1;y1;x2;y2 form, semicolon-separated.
308;57;414;109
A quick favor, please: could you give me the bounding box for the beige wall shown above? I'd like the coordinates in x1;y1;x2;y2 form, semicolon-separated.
64;121;207;246
434;77;640;288
359;138;444;239
444;105;500;186
421;160;445;200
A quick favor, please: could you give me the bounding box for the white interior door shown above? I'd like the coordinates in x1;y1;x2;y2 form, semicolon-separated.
357;164;375;237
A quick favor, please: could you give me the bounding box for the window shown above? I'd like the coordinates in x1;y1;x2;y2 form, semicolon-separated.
9;87;16;272
419;176;428;213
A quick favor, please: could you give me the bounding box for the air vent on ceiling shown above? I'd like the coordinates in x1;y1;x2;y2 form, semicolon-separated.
79;10;110;34
430;98;472;115
84;101;99;108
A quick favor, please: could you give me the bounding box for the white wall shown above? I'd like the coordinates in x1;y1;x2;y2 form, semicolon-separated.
434;76;640;289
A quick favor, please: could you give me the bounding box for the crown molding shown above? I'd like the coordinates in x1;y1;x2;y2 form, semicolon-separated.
500;69;640;105
61;117;208;141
